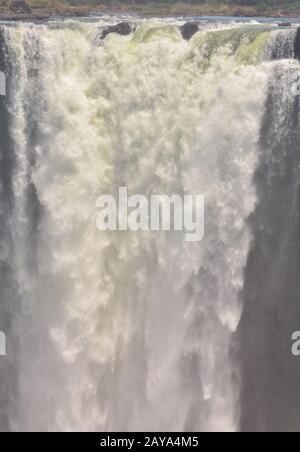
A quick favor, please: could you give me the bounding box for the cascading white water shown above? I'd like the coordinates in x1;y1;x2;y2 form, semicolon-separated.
0;18;296;432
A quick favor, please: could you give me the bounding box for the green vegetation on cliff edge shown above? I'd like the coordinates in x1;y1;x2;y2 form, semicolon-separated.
1;0;300;19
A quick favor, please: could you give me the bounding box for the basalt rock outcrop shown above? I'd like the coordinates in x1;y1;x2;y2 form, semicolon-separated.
99;22;133;41
180;22;199;40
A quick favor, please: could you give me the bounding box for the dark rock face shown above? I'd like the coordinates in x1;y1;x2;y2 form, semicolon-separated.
240;64;300;433
180;22;199;41
294;27;300;59
99;23;132;41
9;0;31;14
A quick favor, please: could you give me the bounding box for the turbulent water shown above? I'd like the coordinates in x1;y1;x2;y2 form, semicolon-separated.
0;17;299;432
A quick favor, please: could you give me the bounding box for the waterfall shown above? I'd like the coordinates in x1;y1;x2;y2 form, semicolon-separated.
0;18;298;432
